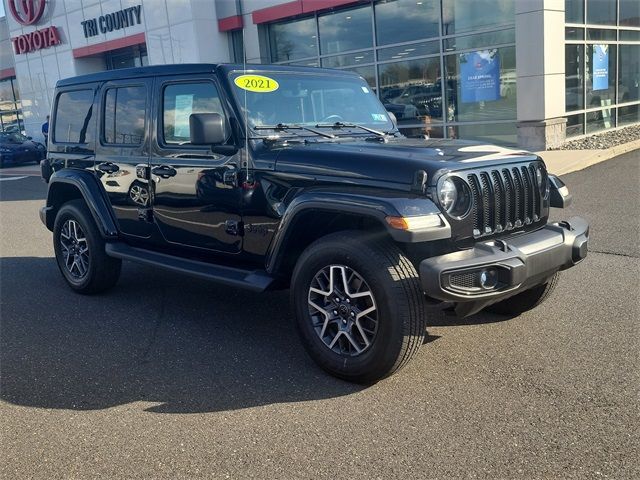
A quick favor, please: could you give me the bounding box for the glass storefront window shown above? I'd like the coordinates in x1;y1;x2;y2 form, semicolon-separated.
620;30;640;41
344;65;377;90
565;44;584;112
619;0;640;27
269;17;317;62
318;4;372;55
378;57;443;132
443;28;515;52
586;44;616;108
619;45;640;103
618;103;640;125
565;26;585;40
375;0;440;45
377;40;439;61
586;0;616;25
441;0;514;36
321;50;375;68
0;78;23;133
449;122;517;145
566;113;585;137
586;107;615;133
565;0;584;23
445;46;517;123
230;30;244;63
587;28;616;41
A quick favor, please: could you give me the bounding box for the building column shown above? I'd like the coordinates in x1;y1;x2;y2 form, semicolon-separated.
516;0;566;150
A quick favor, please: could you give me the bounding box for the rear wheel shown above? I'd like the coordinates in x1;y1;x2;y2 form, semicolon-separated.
487;273;560;315
291;231;427;384
53;199;121;294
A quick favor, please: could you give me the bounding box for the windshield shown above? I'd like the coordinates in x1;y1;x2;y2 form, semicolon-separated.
0;132;27;143
229;71;394;134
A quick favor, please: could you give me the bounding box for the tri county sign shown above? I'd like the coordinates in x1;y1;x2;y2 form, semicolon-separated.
9;0;62;55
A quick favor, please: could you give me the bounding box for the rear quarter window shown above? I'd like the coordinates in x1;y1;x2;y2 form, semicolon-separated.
54;89;95;144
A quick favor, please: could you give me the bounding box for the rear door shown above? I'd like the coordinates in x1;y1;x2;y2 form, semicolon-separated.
95;79;153;238
149;75;243;254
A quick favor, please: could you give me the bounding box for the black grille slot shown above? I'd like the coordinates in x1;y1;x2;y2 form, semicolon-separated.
467;174;482;235
512;167;524;226
461;162;544;238
491;171;504;231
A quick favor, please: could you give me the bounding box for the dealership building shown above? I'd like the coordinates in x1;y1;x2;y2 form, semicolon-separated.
1;0;638;149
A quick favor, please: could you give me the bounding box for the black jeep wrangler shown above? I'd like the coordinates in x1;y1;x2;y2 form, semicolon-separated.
40;64;588;383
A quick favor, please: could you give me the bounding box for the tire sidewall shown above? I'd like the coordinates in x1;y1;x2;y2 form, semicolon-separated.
292;238;408;381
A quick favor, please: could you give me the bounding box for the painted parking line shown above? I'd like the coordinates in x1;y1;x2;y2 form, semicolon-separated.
0;176;29;181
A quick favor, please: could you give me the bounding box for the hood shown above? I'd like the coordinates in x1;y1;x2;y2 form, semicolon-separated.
273;137;539;188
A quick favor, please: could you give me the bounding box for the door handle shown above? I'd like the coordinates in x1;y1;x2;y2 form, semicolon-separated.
151;165;177;178
97;162;119;174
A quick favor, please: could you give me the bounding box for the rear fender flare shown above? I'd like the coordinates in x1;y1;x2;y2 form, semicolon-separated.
44;170;118;238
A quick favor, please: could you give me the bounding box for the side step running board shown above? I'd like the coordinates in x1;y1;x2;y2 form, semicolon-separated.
105;242;275;292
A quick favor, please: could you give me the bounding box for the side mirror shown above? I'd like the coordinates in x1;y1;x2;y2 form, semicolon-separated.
189;113;226;145
27;136;33;140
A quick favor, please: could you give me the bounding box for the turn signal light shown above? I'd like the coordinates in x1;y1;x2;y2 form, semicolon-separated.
385;215;443;231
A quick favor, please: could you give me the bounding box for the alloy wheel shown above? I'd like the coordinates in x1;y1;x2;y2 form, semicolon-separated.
308;265;378;356
59;219;90;280
130;184;149;206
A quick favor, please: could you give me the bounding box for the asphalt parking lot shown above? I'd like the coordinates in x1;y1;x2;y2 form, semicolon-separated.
1;152;638;479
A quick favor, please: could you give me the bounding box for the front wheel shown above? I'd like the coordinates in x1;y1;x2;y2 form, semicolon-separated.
53;199;121;294
291;231;427;384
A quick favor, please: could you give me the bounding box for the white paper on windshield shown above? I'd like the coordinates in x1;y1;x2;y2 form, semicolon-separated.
361;86;369;93
174;94;194;138
371;113;387;122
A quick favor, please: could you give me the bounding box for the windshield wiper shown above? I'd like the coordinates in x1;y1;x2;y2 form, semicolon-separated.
253;123;336;139
314;121;389;138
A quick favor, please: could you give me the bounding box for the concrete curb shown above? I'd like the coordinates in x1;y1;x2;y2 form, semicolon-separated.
536;138;640;176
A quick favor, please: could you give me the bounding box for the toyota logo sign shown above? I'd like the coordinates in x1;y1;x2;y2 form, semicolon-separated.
8;0;46;26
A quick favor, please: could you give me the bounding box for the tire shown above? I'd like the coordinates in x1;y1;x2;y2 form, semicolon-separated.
291;231;427;384
486;272;560;315
53;199;121;294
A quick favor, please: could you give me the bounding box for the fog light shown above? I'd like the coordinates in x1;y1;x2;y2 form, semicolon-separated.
479;269;498;289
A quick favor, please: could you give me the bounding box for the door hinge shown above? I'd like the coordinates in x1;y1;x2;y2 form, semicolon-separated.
224;220;243;236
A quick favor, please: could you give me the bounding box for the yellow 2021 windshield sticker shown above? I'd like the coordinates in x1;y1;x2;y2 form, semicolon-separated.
234;75;279;93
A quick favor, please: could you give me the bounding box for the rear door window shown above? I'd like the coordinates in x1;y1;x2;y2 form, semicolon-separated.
103;86;146;145
54;89;95;144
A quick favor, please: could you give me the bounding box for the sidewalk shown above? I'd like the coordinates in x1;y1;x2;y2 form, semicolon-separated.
536;138;640;176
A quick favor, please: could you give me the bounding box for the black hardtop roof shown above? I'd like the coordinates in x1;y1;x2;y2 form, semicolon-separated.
55;63;359;88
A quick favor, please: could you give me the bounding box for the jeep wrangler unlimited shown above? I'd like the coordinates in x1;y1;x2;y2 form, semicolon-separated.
40;64;588;383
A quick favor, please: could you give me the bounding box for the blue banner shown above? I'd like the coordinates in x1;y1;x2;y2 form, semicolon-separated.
592;44;609;91
460;50;501;103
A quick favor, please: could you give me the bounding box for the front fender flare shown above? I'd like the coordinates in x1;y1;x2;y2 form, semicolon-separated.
43;169;119;238
265;190;449;274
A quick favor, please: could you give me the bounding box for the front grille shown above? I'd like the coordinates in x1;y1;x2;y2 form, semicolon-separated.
465;163;544;237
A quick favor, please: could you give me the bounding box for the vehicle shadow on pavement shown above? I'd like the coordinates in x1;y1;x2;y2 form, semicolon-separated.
0;257;365;414
0;177;47;202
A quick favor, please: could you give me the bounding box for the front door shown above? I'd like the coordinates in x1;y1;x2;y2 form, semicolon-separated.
150;76;242;254
95;79;153;238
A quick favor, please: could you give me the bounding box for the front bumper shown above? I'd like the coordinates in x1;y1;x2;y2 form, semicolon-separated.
420;216;589;316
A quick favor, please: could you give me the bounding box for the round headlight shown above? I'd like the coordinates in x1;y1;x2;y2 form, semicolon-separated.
438;178;457;212
438;177;472;217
